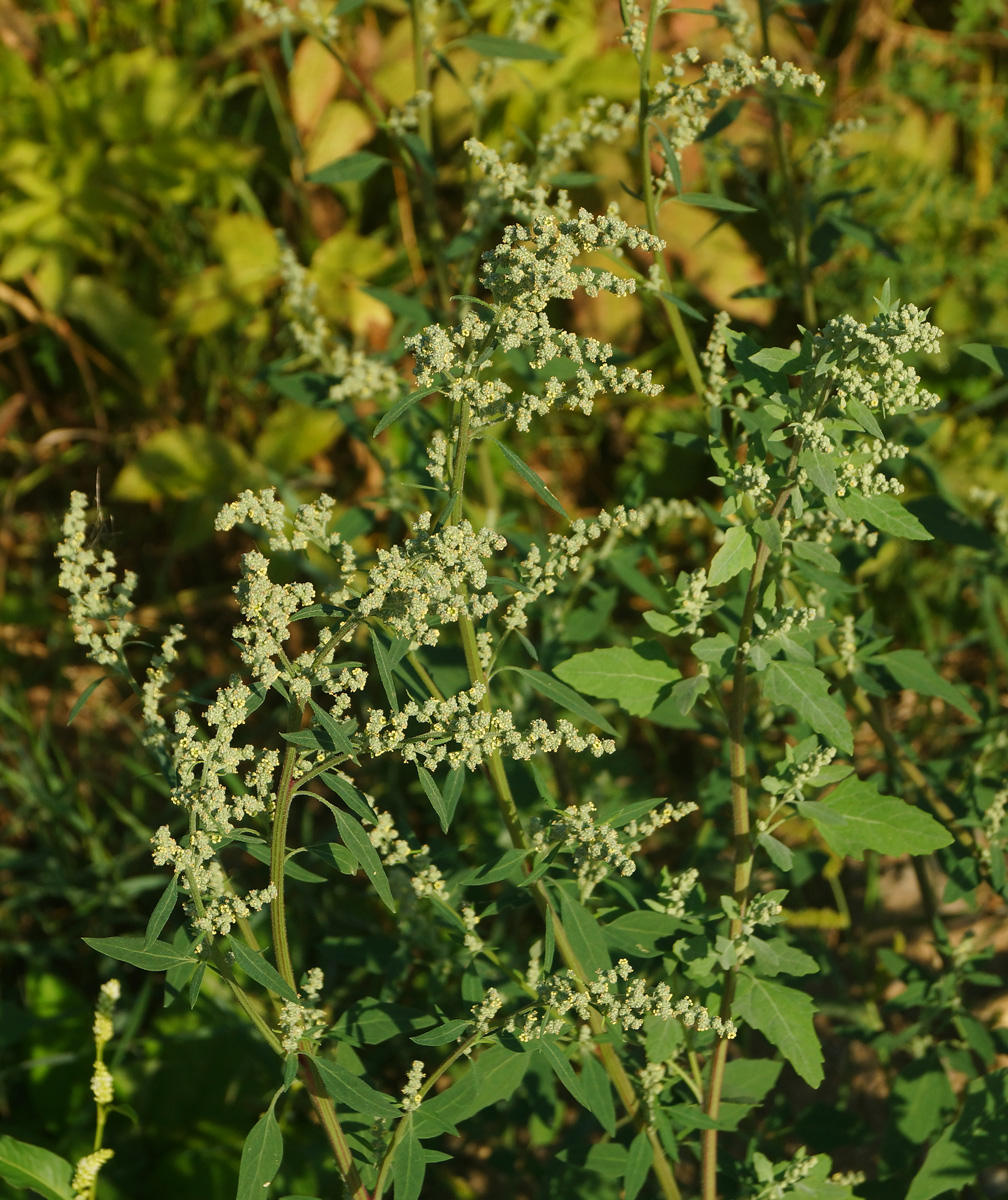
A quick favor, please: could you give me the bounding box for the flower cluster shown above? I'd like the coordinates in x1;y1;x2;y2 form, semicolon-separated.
513;958;736;1041
71;1150;115;1200
56;491;138;667
503;499;696;633
531;802;636;889
357;516;506;647
407;204;662;434
400;1060;426;1111
651;866;700;918
150;677;278;936
651;48;824;162
243;0;340;45
278;967;327;1054
364;683;614;772
815;303;942;414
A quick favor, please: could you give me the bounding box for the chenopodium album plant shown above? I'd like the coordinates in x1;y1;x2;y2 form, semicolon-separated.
50;22;989;1200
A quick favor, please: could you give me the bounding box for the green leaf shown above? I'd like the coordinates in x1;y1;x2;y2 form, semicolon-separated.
553;643;680;717
533;1039;589;1108
658;288;704;321
559;888;610;974
871;649;976;721
846;395;884;440
412;1019;471;1046
833;492;932;540
623;1129;652;1200
798;448;837;497
307;699;356;757
489;438;568;518
749;936;819;978
442;766;465;828
763;661;852;754
506;666;618;736
603;910;679;958
331;1000;436;1046
650;121;683;193
144;875;178;950
307;151;388;185
748;347;800;372
373;387;438;437
392;1117;425;1200
906;1072;1008;1200
708;525;756;587
83;935;195;972
794;776;952;860
733;973;824;1087
890;1056;955;1142
236;1107;283;1200
311;1056;400;1120
370;629;399;714
67;674;113;725
457;33;561;61
359;285;429;325
579;1051;616;1135
227;937;300;1004
335;809;396;912
414;1044;528;1132
417;765;449;831
961;342;1008;377
0;1136;73;1200
671;192;756;213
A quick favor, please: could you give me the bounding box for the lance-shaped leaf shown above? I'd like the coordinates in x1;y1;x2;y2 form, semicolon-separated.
708;525;756;587
832;492;932;540
0;1136;73;1200
83;935;195;972
235;1107;283;1200
870;649;976;721
794;776;952;860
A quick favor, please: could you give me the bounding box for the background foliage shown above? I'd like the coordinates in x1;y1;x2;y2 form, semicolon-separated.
2;1;1008;1198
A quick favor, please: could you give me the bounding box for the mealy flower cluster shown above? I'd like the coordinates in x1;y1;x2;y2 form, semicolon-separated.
56;491;138;667
243;0;340;46
278;967;327;1054
512;958;736;1041
407;205;662;434
150;677;279;937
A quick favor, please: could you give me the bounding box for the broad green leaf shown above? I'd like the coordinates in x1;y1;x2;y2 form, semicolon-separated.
833;492;932;540
708;525;756;587
392;1117;425;1200
748;347;800;372
846;395;884;439
672;192;756;213
733;973;824;1087
559;888;610;975
584;1142;628;1179
906;1073;1008;1200
871;649;976;720
763;662;853;754
236;1108;283;1200
227;937;300;1004
0;1136;73;1200
311;1056;400;1120
794;776;952;860
961;342;1008;377
334;809;396;912
553;644;680;717
307;151;388;185
757;830;793;870
749;936;819;978
603;910;679;958
798;448;837;497
579;1051;616;1135
720;1057;783;1105
457;32;561;60
623;1129;652;1200
533;1039;588;1108
507;666;618;736
332;999;436;1046
414;1044;528;1132
143;874;178;949
489;438;568;518
83;935;195;972
891;1056;955;1143
411;1019;471;1046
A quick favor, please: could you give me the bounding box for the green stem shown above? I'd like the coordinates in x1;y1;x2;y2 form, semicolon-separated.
638;1;705;397
700;465;801;1200
757;0;817;329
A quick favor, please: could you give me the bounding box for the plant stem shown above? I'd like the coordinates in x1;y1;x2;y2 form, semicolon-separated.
638;0;705;398
700;477;798;1200
757;0;817;329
